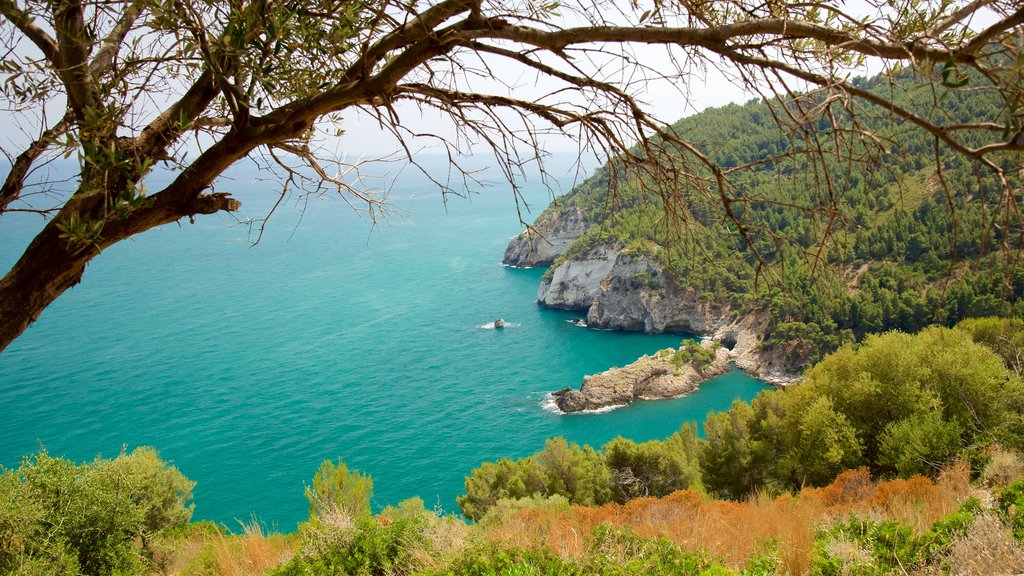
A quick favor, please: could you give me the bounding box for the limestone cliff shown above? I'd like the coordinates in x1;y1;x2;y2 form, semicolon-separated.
553;344;731;413
528;242;801;385
585;253;722;333
536;247;617;309
502;191;800;386
503;205;588;268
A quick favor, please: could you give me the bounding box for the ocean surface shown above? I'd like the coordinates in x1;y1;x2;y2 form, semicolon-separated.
0;155;767;530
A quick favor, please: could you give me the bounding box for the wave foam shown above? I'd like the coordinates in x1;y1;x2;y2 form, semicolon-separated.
480;322;521;329
539;392;562;414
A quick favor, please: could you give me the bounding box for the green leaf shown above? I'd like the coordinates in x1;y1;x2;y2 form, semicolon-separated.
940;59;969;88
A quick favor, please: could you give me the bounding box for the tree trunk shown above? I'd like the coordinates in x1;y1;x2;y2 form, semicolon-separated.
0;222;95;351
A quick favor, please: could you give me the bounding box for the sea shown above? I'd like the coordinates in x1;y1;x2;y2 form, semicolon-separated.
0;154;767;530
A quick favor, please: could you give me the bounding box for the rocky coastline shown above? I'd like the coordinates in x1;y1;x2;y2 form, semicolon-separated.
552;342;731;413
504;198;802;400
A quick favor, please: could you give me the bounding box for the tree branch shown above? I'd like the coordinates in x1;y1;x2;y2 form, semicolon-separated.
51;0;95;119
0;0;58;63
0;109;73;213
459;19;972;65
88;0;144;77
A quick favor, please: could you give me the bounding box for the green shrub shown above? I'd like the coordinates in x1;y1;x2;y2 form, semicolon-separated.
273;514;421;576
458;438;611;521
808;518;928;576
0;447;193;576
809;500;983;576
998;479;1024;542
305;458;373;521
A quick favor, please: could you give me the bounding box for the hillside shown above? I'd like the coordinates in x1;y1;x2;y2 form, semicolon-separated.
505;68;1024;373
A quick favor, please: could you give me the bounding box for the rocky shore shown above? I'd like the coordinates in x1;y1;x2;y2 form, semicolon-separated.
503;197;802;393
552;343;731;413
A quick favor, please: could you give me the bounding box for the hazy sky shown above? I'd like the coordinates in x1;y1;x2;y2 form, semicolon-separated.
331;46;755;158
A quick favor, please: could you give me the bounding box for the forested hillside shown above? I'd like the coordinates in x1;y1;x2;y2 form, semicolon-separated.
535;68;1024;364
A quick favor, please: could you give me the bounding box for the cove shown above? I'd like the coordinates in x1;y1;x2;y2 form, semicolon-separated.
0;155;768;530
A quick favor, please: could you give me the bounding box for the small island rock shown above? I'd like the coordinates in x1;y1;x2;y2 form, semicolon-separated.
553;341;731;413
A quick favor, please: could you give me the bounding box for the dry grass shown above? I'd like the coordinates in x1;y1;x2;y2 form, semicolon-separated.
159;519;297;576
210;521;295;576
404;514;476;572
916;512;1024;576
983;446;1024;489
486;465;974;575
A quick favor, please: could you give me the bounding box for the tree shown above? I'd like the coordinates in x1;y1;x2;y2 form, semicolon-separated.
0;447;193;575
1;0;1022;351
305;457;373;520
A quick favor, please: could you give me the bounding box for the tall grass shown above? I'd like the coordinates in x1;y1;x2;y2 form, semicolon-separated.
163;518;297;576
486;465;973;574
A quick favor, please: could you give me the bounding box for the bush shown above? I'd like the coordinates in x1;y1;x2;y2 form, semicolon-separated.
273;514;421;576
305;458;373;521
998;479;1024;542
0;447;193;576
983;447;1024;488
808;518;930;575
668;339;719;370
809;498;983;575
458;438;611;521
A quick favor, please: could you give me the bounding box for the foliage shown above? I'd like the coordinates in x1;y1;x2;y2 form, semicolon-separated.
458;438;612;521
605;425;703;501
543;68;1024;367
459;429;702;520
878;412;963;477
0;447;194;576
807;498;981;575
703;326;1024;497
305;458;373;521
423;524;731;576
667;339;719;370
272;513;420;576
998;479;1024;542
462;324;1024;511
957;317;1024;375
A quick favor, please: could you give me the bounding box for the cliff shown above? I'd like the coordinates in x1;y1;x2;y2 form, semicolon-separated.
502;204;589;268
552;342;731;413
524;231;800;383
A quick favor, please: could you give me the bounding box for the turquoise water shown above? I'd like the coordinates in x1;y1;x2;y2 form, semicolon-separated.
0;156;767;530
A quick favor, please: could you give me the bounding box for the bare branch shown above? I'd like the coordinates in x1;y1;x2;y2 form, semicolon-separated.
0;109;73;213
0;0;57;62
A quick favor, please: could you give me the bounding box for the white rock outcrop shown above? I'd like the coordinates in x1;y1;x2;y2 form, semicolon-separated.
536;247;617;309
503;207;588;268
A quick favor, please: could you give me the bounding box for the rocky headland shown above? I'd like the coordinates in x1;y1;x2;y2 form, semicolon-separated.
552;342;731;413
502;205;589;268
504;196;802;396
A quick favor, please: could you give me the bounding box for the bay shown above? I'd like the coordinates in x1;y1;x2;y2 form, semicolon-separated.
0;155;767;530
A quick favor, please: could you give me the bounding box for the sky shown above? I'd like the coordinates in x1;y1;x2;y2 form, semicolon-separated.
0;4;758;173
331;48;755;157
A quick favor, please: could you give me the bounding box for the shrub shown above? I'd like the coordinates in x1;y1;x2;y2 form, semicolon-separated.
809;518;930;575
305;458;373;521
0;447;194;576
998;479;1024;542
983;447;1024;488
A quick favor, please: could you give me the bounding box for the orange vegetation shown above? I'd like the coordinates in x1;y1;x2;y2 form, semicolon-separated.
486;464;972;575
